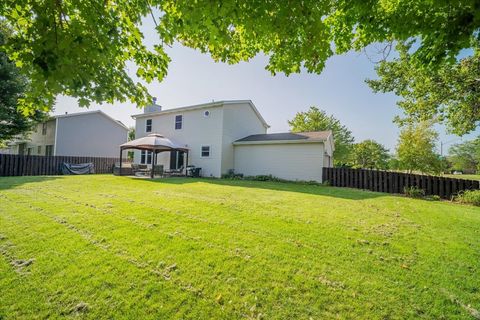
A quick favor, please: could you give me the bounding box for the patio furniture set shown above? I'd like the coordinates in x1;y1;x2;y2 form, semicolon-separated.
130;164;201;178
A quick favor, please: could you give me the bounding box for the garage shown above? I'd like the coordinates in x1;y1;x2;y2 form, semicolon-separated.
233;131;334;182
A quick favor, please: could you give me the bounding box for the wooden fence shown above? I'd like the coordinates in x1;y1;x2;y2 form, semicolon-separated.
322;167;479;199
0;154;122;176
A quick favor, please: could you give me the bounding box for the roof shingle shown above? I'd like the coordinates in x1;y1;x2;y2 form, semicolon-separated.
235;131;332;143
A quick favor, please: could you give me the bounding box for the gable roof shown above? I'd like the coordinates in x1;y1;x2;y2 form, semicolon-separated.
52;110;128;130
131;100;270;129
234;131;332;144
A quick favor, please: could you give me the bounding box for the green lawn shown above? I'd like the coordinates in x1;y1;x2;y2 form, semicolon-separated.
1;175;479;319
444;174;480;181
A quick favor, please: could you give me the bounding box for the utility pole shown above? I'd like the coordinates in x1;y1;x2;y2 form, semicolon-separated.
440;138;462;156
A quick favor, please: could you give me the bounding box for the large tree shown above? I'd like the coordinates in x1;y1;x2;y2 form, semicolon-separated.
367;42;480;136
448;137;480;173
0;1;479;115
288;107;354;165
395;121;444;174
0;26;45;142
351;140;390;169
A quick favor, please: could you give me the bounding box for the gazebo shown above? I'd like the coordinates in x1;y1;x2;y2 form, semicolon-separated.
119;133;189;178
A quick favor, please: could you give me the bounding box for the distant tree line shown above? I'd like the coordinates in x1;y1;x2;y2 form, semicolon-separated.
289;107;478;175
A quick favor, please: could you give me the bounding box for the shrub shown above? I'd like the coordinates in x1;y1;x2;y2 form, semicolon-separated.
424;195;441;201
455;190;480;206
245;175;286;182
221;170;244;180
403;186;425;198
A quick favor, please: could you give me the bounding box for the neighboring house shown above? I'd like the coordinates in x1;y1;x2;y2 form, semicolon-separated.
4;110;128;157
132;100;334;182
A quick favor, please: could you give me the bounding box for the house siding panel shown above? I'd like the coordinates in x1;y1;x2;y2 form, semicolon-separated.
55;113;128;157
135;106;224;177
221;103;267;174
234;143;325;182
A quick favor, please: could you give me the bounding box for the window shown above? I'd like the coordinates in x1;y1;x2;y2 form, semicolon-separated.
45;145;53;156
141;150;152;164
175;115;182;130
204;110;210;117
37;146;42;155
146;119;152;132
201;146;210;157
27;147;33;155
42;123;47;135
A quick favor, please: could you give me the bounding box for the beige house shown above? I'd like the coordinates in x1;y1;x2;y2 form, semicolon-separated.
132;100;334;182
5;110;128;157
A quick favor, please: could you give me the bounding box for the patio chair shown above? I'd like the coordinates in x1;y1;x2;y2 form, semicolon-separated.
153;165;164;177
165;165;184;176
132;164;151;176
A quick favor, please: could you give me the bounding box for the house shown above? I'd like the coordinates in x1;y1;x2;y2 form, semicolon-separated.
4;110;128;157
132;100;334;182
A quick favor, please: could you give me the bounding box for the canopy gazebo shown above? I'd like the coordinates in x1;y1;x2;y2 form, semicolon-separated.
119;133;189;178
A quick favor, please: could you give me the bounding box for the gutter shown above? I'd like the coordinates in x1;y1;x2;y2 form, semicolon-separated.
233;139;326;146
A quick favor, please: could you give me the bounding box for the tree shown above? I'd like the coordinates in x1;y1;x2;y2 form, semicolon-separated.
0;27;45;142
127;126;136;160
128;127;136;141
367;42;480;136
1;1;479;115
395;121;443;174
288;107;354;165
351;140;390;169
448;137;480;173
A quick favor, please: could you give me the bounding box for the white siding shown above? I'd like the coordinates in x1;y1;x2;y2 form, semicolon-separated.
134;106;224;177
221;103;267;174
55;113;128;157
234;143;325;182
10;120;57;155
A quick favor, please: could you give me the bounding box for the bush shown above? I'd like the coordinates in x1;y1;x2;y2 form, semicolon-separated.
221;170;244;180
424;195;441;201
221;173;323;186
455;190;480;206
245;174;286;182
403;186;425;198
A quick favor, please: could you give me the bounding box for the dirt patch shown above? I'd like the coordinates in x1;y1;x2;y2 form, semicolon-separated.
442;289;480;319
317;275;346;290
12;258;35;269
0;242;35;274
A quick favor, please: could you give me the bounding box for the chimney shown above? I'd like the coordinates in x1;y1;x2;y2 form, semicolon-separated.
144;97;162;114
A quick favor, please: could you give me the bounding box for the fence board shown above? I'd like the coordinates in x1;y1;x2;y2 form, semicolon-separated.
323;168;478;199
0;154;124;177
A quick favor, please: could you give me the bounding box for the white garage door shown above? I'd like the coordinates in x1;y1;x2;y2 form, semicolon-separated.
233;143;325;182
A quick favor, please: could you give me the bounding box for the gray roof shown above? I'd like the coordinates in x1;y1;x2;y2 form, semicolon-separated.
235;131;332;143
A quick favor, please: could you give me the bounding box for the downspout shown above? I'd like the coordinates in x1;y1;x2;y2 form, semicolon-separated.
53;118;58;156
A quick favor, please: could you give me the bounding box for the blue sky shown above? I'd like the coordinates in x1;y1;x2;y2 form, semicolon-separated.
54;19;478;153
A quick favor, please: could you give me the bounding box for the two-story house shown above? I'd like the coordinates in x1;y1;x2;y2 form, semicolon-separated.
132;100;334;182
4;110;128;157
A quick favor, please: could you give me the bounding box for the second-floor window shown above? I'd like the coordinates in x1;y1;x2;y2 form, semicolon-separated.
146;119;152;132
42;123;47;135
175;115;182;130
37;146;42;154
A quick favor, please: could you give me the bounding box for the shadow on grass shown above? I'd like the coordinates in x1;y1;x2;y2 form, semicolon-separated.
135;176;387;200
0;176;61;191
